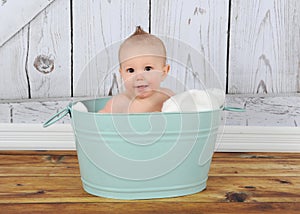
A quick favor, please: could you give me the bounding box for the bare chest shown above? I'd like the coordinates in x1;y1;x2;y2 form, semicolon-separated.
127;96;167;113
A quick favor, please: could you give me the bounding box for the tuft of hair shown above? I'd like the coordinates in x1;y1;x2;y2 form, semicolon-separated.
131;26;148;36
118;26;167;64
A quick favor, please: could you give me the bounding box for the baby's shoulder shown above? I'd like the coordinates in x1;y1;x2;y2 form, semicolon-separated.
160;87;175;97
99;93;130;113
112;93;131;102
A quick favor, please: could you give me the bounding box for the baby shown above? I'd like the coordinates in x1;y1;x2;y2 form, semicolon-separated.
99;26;174;113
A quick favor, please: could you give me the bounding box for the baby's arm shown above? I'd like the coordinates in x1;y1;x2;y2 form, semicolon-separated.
98;98;113;113
98;94;130;113
161;87;175;97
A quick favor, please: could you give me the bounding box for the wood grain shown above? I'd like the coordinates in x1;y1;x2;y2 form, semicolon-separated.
0;103;10;123
0;151;299;213
0;176;299;203
0;203;299;214
72;0;149;97
0;99;70;123
0;0;300;130
0;0;54;47
10;100;70;124
1;94;299;126
225;94;300;126
27;0;71;98
151;0;229;92
1;152;299;177
228;0;300;94
0;26;29;100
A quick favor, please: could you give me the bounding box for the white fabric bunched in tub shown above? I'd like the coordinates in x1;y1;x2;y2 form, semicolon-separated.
162;89;225;112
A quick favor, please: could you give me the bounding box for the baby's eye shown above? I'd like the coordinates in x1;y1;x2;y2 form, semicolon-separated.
126;68;135;73
144;66;153;71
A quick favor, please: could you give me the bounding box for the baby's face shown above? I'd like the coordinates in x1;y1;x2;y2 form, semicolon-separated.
119;55;170;99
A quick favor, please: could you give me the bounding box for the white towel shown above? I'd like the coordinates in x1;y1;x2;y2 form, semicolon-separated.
72;102;88;112
162;89;225;112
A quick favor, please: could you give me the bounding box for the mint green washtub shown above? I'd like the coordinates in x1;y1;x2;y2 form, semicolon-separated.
43;97;240;200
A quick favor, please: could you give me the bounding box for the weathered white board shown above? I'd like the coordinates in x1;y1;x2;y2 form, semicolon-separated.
0;99;70;124
73;0;150;97
0;0;299;130
151;0;229;93
0;103;10;123
0;0;54;47
27;0;71;98
11;100;70;124
228;0;300;94
0;26;29;100
226;94;300;127
0;0;70;100
1;94;299;126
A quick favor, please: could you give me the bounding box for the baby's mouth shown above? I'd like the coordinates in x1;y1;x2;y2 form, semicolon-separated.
136;85;147;88
135;85;149;91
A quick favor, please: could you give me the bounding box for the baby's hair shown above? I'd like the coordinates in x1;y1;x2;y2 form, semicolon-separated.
131;26;148;36
118;26;167;64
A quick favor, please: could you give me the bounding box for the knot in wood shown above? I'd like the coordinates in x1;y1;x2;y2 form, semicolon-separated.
34;55;54;74
225;192;249;202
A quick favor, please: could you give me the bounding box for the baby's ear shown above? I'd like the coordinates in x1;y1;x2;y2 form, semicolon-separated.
119;67;124;77
162;64;170;80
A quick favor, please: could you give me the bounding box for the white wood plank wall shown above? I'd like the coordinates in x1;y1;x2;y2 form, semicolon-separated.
28;0;71;99
151;0;229;91
0;0;299;127
229;0;300;93
73;0;149;97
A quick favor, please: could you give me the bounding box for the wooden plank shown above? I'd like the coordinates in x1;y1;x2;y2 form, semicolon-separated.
1;159;299;177
0;150;77;156
0;103;10;123
225;94;300;126
2;94;300;126
0;151;299;213
0;26;29;100
0;153;78;166
0;176;299;203
0;166;79;177
0;100;70;124
212;152;300;159
209;159;300;176
73;0;149;97
0;151;80;177
0;165;80;177
1;154;299;177
228;0;300;94
9;100;70;123
151;0;229;93
0;0;54;47
0;203;299;214
1;150;300;159
27;0;71;98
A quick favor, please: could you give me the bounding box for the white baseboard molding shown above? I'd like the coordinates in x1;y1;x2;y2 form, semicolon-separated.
215;126;300;152
0;124;75;150
0;124;300;152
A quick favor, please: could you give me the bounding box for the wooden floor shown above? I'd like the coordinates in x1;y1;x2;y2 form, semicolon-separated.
0;151;299;213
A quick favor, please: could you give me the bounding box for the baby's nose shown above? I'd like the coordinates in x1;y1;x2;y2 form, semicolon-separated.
135;71;145;80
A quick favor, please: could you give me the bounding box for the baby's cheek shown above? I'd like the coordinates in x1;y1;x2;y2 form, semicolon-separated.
145;71;163;79
122;76;133;83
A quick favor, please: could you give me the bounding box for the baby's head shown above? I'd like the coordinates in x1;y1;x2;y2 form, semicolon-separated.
119;26;167;66
118;26;170;99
